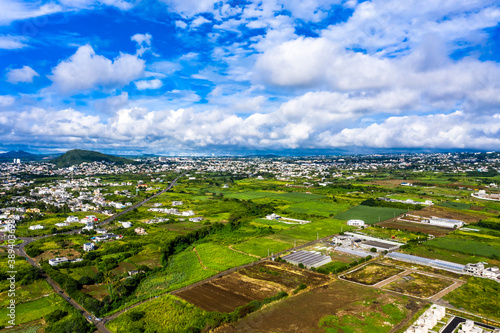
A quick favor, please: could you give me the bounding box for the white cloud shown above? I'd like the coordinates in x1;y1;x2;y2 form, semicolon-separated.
161;0;217;17
175;20;187;29
191;16;210;28
50;45;145;93
134;79;163;90
6;66;39;84
131;33;152;46
0;96;15;107
0;1;62;25
0;35;27;49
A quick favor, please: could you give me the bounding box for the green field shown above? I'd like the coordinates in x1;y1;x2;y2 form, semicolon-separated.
59;266;99;280
335;205;407;224
424;237;500;259
0;280;53;307
135;249;215;297
0;293;66;326
225;191;324;202
233;237;292;257
106;295;208;332
444;277;500;321
438;201;471;210
195;243;254;271
286;201;351;217
270;219;354;245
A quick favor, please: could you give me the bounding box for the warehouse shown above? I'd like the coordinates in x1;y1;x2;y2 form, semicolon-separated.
282;250;332;269
360;240;399;252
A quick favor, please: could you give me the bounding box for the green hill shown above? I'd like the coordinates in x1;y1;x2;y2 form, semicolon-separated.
52;149;137;167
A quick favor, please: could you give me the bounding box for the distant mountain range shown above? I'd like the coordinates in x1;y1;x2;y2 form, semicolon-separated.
51;149;138;167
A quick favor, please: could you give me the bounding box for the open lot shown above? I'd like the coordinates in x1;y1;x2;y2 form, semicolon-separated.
238;261;330;291
175;272;282;312
233;237;292;258
219;280;422;333
343;263;405;285
382;272;454;298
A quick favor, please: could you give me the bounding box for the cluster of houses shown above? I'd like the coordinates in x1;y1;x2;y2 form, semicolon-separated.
380;196;433;206
471;190;500;202
464;263;500;280
148;207;195;216
48;257;83;266
406;304;446;333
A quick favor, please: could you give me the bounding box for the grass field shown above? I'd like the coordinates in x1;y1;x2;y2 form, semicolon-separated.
343;263;405;285
335;205;407;224
401;246;497;266
135;249;215;297
195;243;254;271
232;237;292;257
60;266;99;280
285;201;351;217
106;295;208;332
270;219;354;245
424;237;500;259
382;273;454;298
0;280;53;307
438;201;471;210
0;293;66;326
444;277;500;321
249;218;294;230
224;190;324;203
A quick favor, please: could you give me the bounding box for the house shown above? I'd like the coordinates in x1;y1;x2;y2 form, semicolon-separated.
134;227;147;235
266;213;281;220
465;263;485;275
181;210;195;217
83;243;95;251
55;222;69;227
48;257;69;266
66;216;79;223
29;224;44;230
119;221;132;228
172;201;183;206
347;219;365;227
189;217;203;223
400;182;413;186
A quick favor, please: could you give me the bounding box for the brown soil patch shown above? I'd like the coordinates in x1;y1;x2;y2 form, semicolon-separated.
416;206;482;223
37;248;81;261
378;220;451;237
82;284;110;301
176;272;282;313
343;263;405;285
238;261;331;291
217;280;424;333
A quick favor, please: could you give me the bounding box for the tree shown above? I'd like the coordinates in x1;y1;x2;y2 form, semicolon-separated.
370;248;377;253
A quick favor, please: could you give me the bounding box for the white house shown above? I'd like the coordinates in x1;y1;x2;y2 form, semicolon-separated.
48;257;69;266
181;210;195;217
347;219;365;227
119;221;132;228
29;224;44;230
66;216;79;223
189;217;203;222
83;243;95;251
55;222;69;227
172;201;183;206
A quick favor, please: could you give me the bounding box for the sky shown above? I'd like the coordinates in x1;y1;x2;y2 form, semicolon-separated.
1;0;500;155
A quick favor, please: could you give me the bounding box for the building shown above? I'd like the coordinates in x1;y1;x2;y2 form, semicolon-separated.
189;217;203;222
48;257;69;266
134;227;147;235
119;221;132;228
66;216;80;223
465;263;485;275
266;213;281;220
428;216;464;228
360;240;399;252
83;243;95;251
347;219;365;227
29;224;44;230
282;250;332;269
181;210;195;216
172;201;183;206
55;222;69;227
406;305;445;333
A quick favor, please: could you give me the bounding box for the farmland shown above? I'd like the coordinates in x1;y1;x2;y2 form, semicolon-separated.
335;205;407;224
343;263;405;285
382;273;454;298
233;237;292;257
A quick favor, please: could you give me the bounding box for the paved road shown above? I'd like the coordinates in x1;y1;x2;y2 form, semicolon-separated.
6;172;186;333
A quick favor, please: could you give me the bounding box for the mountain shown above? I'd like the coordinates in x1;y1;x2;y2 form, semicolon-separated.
0;150;40;162
51;149;138;167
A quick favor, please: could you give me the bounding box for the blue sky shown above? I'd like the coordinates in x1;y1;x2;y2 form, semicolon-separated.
1;0;500;155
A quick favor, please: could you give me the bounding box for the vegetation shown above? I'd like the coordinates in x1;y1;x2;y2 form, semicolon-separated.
51;149;137;167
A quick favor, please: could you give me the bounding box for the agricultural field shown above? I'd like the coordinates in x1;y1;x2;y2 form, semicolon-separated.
424;236;500;259
343;263;405;285
0;293;66;327
335;205;407;224
232;237;292;257
106;295;209;333
444;277;500;322
0;280;53;308
195;243;254;271
360;226;427;242
219;280;422;333
285;200;351;217
238;261;330;291
269;219;353;245
382;273;454;298
175;272;282;312
377;220;451;237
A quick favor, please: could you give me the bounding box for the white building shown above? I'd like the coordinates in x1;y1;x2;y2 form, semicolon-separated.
181;210;195;217
172;201;183;206
83;243;94;251
406;305;445;333
347;219;365;227
55;222;69;227
266;213;281;220
465;263;485;275
29;224;44;230
428;216;464;228
66;216;79;223
189;217;203;222
48;257;69;266
119;221;132;228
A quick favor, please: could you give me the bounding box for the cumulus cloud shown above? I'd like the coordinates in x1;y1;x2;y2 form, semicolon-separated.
50;45;145;93
134;79;163;90
0;96;15;107
0;35;28;49
0;1;62;25
131;33;152;56
6;66;39;84
191;16;210;28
